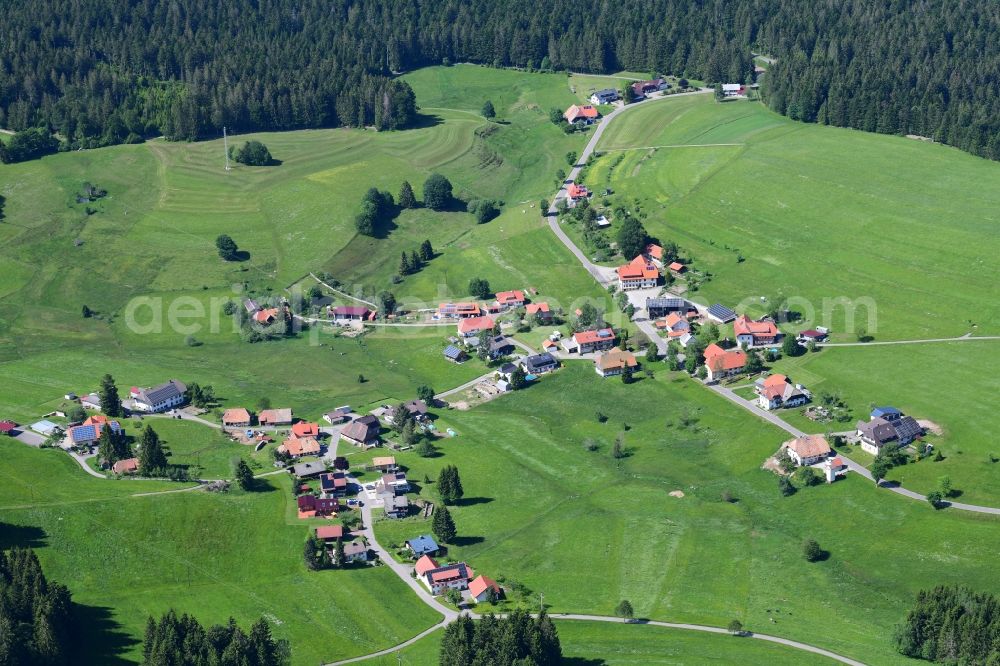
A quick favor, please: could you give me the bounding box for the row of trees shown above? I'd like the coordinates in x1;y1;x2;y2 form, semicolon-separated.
142;610;287;665
0;548;73;665
440;609;562;666
5;0;1000;161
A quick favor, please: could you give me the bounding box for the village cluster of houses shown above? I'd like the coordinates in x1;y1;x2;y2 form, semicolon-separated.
406;535;503;604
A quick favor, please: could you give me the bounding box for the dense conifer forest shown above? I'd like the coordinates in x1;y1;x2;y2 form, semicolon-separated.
1;0;998;159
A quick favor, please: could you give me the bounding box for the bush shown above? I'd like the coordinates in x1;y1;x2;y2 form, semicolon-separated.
778;476;796;496
230;140;273;166
468;198;500;224
468;277;492;299
422;173;453;210
802;539;823;562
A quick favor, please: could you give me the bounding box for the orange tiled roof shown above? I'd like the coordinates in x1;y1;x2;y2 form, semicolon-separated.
616;255;659;281
734;315;778;338
457;315;495;334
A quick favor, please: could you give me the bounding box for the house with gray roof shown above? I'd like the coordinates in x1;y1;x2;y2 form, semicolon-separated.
289;461;326;479
132;380;187;413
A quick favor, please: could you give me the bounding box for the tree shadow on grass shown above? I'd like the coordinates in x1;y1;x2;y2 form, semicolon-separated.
409;113;445;130
73;603;140;665
450;535;485;547
247;477;278;493
232;250;251;262
454;496;494;507
0;522;47;550
564;660;608;666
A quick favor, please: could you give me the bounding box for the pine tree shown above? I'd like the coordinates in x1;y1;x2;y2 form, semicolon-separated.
437;466;454;502
235;459;254;490
409;250;421;272
399;252;411;275
432;505;457;543
334;538;346;568
398;181;417;209
138;425;167;475
303;535;320;570
97;427;116;466
98;373;123;417
420;239;434;261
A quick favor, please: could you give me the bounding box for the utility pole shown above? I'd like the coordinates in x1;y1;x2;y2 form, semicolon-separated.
223;126;231;172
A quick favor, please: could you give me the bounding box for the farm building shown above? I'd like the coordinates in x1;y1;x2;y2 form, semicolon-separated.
563;104;600;124
469;575;504;603
784;435;832;466
616;255;660;291
258;408;293;425
132;380;187;413
706;303;737;324
340;415;380;447
330;305;374;320
703;343;747;381
594;348;638;378
112;458;139;475
442;345;469;363
646;297;692;318
222;408;252;428
590;89;619;105
734;315;779;347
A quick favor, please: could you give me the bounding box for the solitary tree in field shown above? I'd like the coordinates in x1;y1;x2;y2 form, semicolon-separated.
416;385;435;404
376;290;396;318
98;373;123;417
230;140;273;166
481;100;496;119
432;505;457;543
235;459;254;490
423;173;453;210
727;619;743;636
615;599;634;621
398;181;417;209
215;234;239;261
926;490;945;509
438;465;464;504
802;539;823;562
82;304;92;318
871;457;891;486
714;83;724;102
566;151;578;166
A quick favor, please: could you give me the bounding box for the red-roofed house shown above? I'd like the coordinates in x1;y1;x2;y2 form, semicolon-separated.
734;315;779;347
414;555;440;576
668;261;686;273
495;290;526;309
280;436;321;458
659;313;690;338
703;343;748;381
291;421;319;438
330;305;373;320
438;302;482;319
0;420;17;435
469;575;504;603
567;328;616;354
457;315;495;338
315;525;344;542
222;408;252;428
563;104;600;124
421;562;474;595
616;255;660;291
644;244;663;262
566;183;590;200
112;458;139;475
83;414;109;426
525;302;552;322
254;308;280;324
754;374;809;411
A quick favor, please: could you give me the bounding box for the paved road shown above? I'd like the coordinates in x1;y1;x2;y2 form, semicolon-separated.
68;451;108;479
554;615;868;666
544;88;712;286
820;333;1000;347
705;383;1000;515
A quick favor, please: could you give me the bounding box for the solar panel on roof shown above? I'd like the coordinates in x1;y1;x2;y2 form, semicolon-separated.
443;345;463;359
707;304;737;322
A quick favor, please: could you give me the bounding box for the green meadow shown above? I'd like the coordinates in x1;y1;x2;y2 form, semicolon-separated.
389;621;838;665
587;94;1000;340
370;362;999;666
767;341;1000;504
0;442;440;665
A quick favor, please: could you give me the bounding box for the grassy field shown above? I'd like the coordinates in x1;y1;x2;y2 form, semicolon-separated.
388;620;839;665
0;64;621;425
0;441;440;665
368;361;1000;665
586;94;1000;341
766;341;1000;504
